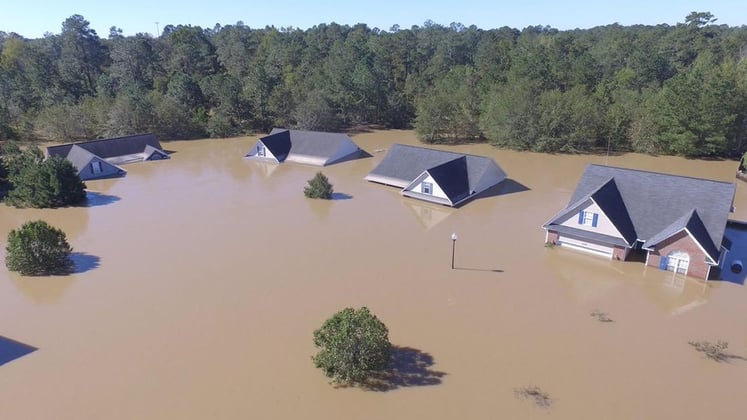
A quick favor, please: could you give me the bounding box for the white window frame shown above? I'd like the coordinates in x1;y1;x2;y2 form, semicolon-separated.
667;251;690;275
421;181;433;195
582;211;595;226
257;144;266;157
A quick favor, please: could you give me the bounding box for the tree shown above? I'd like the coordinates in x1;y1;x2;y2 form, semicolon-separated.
304;172;334;199
58;15;109;100
5;220;74;275
5;148;86;208
312;307;392;385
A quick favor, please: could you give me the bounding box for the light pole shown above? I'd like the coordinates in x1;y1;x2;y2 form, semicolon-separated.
451;232;458;269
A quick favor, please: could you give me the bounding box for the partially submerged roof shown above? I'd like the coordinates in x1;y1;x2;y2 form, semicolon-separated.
425;155;470;204
268;128;356;160
545;164;735;260
249;128;361;166
366;144;506;190
46;133;165;160
366;144;507;207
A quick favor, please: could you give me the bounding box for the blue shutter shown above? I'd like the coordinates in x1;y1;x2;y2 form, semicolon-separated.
659;256;668;270
578;211;584;224
592;213;599;227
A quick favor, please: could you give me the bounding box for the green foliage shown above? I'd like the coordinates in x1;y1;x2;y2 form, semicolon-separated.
1;12;746;156
5;220;74;275
304;172;334;199
415;66;482;144
5;147;86;208
312;307;392;385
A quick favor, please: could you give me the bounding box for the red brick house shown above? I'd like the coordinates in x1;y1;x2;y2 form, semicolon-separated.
543;165;736;280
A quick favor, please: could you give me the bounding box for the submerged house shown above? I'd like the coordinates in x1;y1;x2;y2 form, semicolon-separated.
244;128;362;166
46;133;169;180
365;144;507;207
543;164;736;280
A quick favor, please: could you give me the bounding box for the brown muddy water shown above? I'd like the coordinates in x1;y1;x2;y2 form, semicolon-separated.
1;130;746;419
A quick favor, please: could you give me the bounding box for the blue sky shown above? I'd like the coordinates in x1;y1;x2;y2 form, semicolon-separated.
2;0;744;38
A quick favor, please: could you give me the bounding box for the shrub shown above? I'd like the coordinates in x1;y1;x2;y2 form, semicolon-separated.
5;220;74;275
312;307;392;385
689;340;731;362
304;171;334;199
5;148;86;208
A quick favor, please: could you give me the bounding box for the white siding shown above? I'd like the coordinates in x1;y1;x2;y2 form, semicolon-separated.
558;199;625;239
404;172;449;201
245;140;279;162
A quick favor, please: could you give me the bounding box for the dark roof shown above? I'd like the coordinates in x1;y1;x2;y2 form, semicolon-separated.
265;128;356;160
546;164;735;259
260;130;292;161
550;178;638;245
425;156;470;204
366;144;506;192
645;209;720;262
46;133;164;159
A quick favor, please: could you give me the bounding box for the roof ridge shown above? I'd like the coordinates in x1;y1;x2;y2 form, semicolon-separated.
390;143;493;160
588;163;735;186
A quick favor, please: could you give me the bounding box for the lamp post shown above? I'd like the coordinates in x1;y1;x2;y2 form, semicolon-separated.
451;232;458;269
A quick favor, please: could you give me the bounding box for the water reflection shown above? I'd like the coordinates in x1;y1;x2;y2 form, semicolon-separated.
0;207;90;242
640;269;711;315
84;191;121;207
548;246;714;314
9;272;76;304
305;198;331;220
402;199;454;231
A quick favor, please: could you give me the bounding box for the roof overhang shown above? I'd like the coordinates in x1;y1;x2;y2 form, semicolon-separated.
642;227;718;265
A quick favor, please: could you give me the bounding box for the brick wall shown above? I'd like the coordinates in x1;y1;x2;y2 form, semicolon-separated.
547;230;559;244
613;246;628;261
646;230;712;280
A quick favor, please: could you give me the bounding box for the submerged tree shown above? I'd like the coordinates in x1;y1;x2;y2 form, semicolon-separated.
5;220;74;275
312;307;392;385
304;171;334;199
4;146;86;208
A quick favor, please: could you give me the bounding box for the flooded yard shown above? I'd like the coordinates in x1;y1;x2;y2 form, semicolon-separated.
1;130;746;419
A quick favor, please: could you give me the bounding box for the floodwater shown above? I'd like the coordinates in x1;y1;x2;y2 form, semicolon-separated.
1;130;746;419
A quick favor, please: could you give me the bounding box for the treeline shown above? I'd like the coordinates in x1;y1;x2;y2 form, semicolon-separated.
1;12;747;157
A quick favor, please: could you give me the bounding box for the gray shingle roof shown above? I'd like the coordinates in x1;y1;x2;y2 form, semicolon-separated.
546;164;735;259
266;128;357;161
645;209;720;262
261;130;292;161
46;133;165;160
366;144;507;193
64;145;98;172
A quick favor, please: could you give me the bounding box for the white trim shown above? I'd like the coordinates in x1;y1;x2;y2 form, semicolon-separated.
643;227;718;265
557;234;614;259
549;198;631;245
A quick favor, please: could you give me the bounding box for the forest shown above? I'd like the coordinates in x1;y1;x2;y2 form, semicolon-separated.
1;12;746;157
